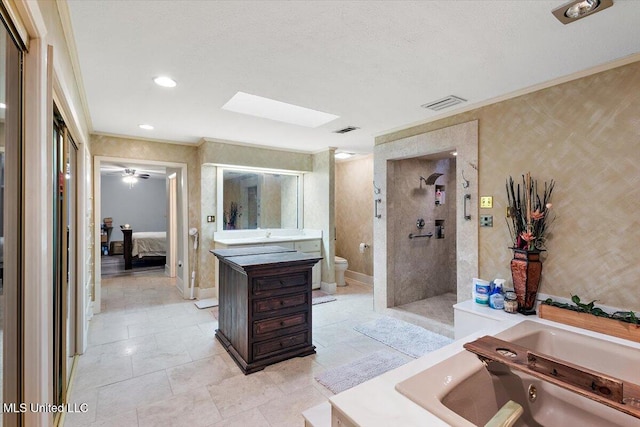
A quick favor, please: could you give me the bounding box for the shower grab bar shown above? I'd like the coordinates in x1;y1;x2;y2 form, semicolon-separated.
464;194;471;220
409;232;433;239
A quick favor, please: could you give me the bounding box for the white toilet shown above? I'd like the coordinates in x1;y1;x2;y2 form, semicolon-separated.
335;256;349;287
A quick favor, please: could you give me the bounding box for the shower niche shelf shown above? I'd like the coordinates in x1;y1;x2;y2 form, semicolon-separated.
435;220;445;239
435;185;445;206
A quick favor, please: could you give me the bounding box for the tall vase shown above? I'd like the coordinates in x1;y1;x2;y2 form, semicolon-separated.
510;248;542;315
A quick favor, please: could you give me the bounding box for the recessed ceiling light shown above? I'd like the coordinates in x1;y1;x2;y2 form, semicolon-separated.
0;103;5;109
222;92;339;128
552;0;613;24
335;152;354;160
153;76;177;88
139;124;154;130
451;151;458;156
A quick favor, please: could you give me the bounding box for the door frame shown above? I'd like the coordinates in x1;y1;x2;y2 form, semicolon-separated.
93;156;189;314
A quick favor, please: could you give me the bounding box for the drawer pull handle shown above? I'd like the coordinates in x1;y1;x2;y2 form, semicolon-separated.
280;321;285;326
280;300;285;305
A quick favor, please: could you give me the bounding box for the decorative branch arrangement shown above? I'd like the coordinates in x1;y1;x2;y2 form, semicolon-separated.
506;173;555;251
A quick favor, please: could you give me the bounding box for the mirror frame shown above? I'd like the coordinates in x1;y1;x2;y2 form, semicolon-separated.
216;166;304;232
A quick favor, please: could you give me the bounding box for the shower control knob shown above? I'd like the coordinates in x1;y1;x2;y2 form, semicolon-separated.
416;218;425;229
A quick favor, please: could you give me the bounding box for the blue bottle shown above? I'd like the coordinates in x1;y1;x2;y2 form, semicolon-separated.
489;281;505;310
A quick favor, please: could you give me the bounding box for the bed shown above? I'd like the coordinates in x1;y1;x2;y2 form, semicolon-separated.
122;229;166;270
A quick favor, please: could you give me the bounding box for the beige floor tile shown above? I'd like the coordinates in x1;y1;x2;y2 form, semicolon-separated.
128;317;177;338
96;371;173;418
257;385;326;427
262;356;324;394
82;335;157;360
64;387;99;427
166;355;239;395
207;371;284;418
209;408;271;427
310;342;366;369
137;386;222;427
73;353;133;391
183;335;227;361
88;323;129;346
74;270;452;427
85;410;138;427
131;343;192;376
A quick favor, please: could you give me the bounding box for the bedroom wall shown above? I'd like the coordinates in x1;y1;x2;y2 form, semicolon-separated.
100;174;167;243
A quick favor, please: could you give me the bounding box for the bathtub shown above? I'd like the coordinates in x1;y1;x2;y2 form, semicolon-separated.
395;320;640;426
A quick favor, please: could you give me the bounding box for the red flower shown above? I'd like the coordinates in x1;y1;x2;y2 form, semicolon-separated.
531;210;545;221
520;231;535;243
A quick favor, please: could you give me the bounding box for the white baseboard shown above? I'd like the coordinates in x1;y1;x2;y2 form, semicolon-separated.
345;270;373;286
197;287;217;299
320;281;337;295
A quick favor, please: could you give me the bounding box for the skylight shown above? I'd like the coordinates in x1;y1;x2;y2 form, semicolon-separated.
222;92;339;128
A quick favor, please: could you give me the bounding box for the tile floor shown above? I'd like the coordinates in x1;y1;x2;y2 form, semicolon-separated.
64;272;420;427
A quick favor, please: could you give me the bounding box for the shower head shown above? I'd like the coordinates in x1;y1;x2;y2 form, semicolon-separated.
420;173;443;186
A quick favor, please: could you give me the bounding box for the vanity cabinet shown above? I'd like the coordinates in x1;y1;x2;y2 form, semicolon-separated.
211;246;322;374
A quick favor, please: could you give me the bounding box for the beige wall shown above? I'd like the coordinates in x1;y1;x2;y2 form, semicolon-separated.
304;149;336;284
335;155;374;277
377;61;640;310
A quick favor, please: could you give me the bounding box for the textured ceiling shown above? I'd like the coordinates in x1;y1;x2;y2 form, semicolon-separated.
66;1;640;153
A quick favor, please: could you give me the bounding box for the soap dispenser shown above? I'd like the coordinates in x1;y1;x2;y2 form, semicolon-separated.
489;279;505;310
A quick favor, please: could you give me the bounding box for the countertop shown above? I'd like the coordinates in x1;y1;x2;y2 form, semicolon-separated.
211;246;322;268
213;235;321;245
329;304;640;426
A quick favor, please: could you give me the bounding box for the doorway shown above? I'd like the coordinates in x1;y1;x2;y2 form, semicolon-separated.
93;157;189;314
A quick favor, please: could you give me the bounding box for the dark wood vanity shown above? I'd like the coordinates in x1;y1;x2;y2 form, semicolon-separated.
211;246;322;374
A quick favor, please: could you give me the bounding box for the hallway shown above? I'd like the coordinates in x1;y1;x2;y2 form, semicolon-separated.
65;272;398;427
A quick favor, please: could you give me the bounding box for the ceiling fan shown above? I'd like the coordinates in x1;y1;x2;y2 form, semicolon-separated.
122;168;150;180
121;168;149;188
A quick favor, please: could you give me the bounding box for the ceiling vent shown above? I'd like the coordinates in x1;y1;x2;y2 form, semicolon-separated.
421;95;467;111
333;126;359;134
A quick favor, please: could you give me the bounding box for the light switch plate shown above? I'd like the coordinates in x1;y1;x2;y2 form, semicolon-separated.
480;196;493;209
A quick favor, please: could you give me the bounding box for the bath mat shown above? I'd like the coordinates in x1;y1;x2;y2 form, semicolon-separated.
312;290;337;305
354;316;453;358
315;350;407;394
195;298;219;309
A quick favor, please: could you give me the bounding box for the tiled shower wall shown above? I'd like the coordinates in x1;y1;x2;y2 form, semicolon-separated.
376;60;640;310
388;157;457;306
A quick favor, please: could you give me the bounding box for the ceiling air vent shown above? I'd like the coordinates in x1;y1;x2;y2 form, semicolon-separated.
421;95;467;111
333;126;360;134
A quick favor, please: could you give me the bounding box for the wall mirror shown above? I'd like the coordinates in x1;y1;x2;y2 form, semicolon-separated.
217;167;302;230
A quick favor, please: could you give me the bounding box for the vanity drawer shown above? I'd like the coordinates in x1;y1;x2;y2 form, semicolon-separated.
295;240;321;253
253;292;308;314
253;312;308;338
253;330;309;359
253;273;307;296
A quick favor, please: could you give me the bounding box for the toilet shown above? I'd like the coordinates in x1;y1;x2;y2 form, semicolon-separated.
334;256;349;287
